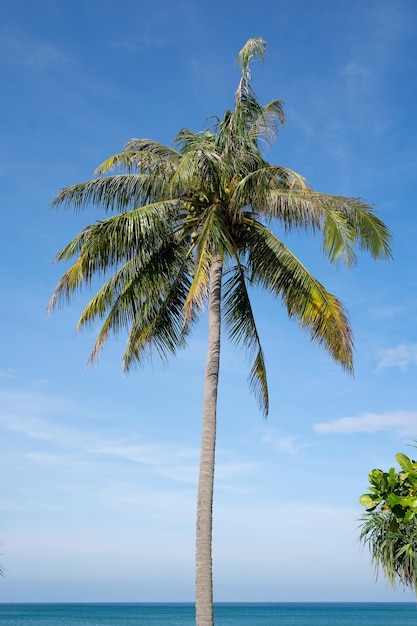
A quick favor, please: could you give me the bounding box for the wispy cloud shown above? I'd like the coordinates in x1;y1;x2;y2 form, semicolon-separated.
368;304;408;321
0;28;72;70
341;61;371;96
0;369;51;390
375;343;417;371
0;387;270;492
109;0;179;52
89;440;200;485
0;368;25;379
259;429;307;456
314;411;417;436
111;35;168;51
341;2;409;96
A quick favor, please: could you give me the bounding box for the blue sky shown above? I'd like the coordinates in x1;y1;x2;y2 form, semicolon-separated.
1;0;417;603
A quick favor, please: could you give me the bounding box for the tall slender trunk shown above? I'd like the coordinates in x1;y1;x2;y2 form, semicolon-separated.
195;253;223;626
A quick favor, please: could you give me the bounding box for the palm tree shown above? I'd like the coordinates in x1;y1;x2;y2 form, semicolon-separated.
49;38;391;625
359;452;417;595
359;511;417;594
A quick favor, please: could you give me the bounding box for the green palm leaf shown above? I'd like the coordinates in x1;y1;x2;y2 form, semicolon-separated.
247;224;353;371
359;512;417;592
223;265;268;415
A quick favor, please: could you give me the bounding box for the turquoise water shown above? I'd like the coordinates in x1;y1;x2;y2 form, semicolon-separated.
0;602;415;625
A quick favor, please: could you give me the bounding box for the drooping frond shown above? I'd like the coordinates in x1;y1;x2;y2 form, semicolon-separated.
231;37;286;159
124;138;180;157
52;142;181;213
48;200;181;313
223;264;268;415
77;237;184;331
50;172;176;213
237;37;266;73
171;128;222;195
231;166;309;221
332;198;392;261
95;140;180;174
248;100;285;149
235;37;266;106
231;171;391;266
183;203;234;319
174;128;216;153
359;511;417;593
122;256;197;368
53;224;197;367
248;224;354;371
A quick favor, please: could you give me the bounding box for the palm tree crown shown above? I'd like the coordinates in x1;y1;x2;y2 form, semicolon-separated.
49;38;391;625
49;39;390;413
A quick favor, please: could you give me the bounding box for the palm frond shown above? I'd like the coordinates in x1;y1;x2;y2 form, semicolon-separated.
48;200;181;312
182;211;216;319
95;139;180;174
335;200;392;261
359;511;417;592
123;138;180;158
235;37;266;107
171;130;222;195
248;100;286;149
72;238;195;366
94;152;144;175
50;173;173;213
231;166;309;221
248;225;354;371
223;265;268;415
77;237;183;329
236;37;266;74
321;208;358;267
123;259;197;368
238;180;391;266
174;128;216;153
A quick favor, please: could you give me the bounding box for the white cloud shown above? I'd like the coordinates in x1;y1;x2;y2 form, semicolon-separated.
376;343;417;371
314;411;417;435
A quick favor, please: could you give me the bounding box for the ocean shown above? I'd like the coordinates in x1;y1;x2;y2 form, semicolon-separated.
0;603;415;625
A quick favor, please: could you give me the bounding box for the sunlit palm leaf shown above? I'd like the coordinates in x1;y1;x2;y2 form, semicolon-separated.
248;224;354;371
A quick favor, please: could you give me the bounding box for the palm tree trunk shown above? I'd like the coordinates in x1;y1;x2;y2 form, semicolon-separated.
195;253;223;626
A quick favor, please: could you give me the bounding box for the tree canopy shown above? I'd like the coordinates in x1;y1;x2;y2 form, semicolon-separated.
359;451;417;593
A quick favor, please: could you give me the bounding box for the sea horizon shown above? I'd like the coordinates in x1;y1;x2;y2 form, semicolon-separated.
1;601;416;625
2;600;416;603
